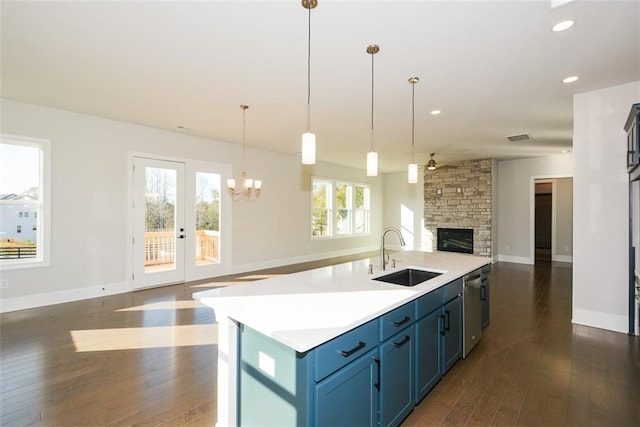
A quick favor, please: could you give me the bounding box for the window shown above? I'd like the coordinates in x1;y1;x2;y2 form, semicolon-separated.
0;134;51;268
311;178;370;238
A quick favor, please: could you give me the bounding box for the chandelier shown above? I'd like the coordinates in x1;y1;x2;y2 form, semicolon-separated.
227;105;262;201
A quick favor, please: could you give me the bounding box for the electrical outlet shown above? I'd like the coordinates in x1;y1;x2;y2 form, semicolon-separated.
564;245;569;252
0;279;8;289
505;245;510;251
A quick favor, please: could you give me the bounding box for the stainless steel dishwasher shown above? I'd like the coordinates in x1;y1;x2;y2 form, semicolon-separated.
462;270;483;357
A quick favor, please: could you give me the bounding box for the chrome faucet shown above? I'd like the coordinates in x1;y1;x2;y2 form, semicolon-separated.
381;227;406;270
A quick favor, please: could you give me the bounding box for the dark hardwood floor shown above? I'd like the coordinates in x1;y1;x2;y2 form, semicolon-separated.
1;257;638;426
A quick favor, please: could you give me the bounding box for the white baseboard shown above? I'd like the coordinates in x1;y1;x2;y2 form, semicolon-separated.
572;308;629;334
0;281;131;314
496;254;533;265
553;254;573;263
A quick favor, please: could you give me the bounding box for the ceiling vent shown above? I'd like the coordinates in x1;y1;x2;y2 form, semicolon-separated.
506;133;533;143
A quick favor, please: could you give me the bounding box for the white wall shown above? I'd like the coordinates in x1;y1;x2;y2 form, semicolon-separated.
0;98;381;312
572;81;640;334
497;155;574;264
382;170;426;251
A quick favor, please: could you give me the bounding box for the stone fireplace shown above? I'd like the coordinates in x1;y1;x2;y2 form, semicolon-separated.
424;159;492;257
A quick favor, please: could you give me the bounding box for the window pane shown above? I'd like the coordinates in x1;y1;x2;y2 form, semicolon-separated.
0;141;41;262
336;209;351;234
336;183;348;209
195;172;221;266
312;180;331;236
312;208;329;236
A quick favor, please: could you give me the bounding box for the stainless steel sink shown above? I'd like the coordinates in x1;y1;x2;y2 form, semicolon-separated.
373;268;442;287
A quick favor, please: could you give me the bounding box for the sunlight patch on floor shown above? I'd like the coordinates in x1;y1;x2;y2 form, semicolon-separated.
71;324;217;352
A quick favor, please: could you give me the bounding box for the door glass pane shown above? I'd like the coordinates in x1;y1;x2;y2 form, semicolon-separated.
144;167;176;273
194;172;221;266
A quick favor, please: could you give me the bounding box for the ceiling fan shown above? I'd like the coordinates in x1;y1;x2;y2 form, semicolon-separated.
425;153;458;171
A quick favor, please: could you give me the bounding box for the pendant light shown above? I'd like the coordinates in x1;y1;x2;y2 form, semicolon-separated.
227;105;262;201
301;0;318;165
407;77;419;184
366;44;380;177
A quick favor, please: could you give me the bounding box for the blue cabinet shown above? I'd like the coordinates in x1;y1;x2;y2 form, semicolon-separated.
239;276;472;426
377;301;416;426
414;278;463;403
442;296;462;373
414;309;441;402
315;349;379;427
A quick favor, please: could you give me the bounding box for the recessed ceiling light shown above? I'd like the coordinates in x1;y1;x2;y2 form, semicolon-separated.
552;20;574;32
562;76;579;83
430;110;442;115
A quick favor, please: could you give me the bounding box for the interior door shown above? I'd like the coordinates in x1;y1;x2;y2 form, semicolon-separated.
133;157;186;289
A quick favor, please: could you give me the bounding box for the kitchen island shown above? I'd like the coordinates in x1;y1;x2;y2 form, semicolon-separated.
194;250;490;426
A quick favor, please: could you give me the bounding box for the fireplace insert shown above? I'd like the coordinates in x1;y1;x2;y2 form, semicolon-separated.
437;228;473;254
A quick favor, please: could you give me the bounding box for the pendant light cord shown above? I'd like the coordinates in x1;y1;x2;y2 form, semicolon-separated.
411;80;415;163
241;106;247;173
306;6;312;132
370;51;375;152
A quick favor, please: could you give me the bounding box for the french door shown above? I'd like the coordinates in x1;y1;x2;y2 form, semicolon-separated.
132;156;228;289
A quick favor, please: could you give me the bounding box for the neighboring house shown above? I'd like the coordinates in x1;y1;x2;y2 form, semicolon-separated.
0;193;38;243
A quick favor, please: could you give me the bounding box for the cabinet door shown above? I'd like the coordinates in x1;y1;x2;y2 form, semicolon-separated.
380;328;414;427
481;277;490;329
315;349;379;427
442;296;462;373
414;309;442;403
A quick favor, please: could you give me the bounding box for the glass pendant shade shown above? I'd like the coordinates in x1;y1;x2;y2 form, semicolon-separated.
302;132;316;165
366;151;378;176
227;178;236;190
408;163;418;184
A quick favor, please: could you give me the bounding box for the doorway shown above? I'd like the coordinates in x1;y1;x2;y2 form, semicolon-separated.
535;182;553;261
531;176;573;264
131;156;230;289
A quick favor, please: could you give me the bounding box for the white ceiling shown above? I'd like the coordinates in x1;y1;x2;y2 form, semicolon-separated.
2;1;639;172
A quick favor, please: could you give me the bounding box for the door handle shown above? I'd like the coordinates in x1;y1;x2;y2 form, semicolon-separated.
373;357;380;391
439;314;446;336
392;316;411;327
393;335;411;348
340;341;366;358
480;285;487;301
445;310;451;332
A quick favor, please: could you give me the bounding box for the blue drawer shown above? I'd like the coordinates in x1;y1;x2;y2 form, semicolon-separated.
313;319;378;382
416;288;442;319
380;302;415;342
442;278;463;303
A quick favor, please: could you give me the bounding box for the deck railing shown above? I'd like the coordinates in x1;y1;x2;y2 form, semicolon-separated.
144;230;219;266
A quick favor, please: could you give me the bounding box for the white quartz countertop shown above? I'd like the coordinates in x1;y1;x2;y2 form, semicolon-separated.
193;251;489;353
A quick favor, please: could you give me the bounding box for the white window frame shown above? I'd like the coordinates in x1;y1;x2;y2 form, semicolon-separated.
0;134;51;270
311;177;370;239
